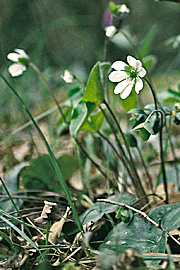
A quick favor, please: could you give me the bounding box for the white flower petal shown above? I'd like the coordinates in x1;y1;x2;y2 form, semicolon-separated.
136;60;142;71
114;79;130;94
119;4;130;13
120;84;133;99
105;26;117;38
138;67;146;78
135;78;143;93
8;63;26;77
14;48;29;59
127;55;137;67
111;61;128;71
7;53;19;62
109;71;127;82
63;70;74;83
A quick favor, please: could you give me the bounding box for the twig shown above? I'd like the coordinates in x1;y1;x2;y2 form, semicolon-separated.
97;199;180;246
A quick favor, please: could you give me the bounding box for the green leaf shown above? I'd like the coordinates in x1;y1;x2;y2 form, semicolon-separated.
139;128;150;141
109;1;116;12
115;206;133;224
99;62;111;88
69;100;87;138
58;154;79;180
22;154;79;191
139;25;157;58
132;120;155;135
80;193;136;225
142;55;157;72
149;203;180;232
125;133;137;148
100;203;180;267
0;163;28;213
82;62;104;105
121;87;137;111
143;121;155;135
128;108;146;115
100;214;166;266
80;110;105;133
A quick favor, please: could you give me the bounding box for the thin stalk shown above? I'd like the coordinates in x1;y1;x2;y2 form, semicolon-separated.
165;117;179;189
74;138;107;179
103;100;140;176
99;105;148;205
97;131;135;186
0;73;83;235
144;78;158;110
146;110;168;203
136;144;154;192
29;62;67;124
144;77;168;203
102;101;148;203
103;36;109;62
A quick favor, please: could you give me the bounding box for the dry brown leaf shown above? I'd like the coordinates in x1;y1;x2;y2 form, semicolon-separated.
48;206;70;244
156;182;180;204
34;200;57;224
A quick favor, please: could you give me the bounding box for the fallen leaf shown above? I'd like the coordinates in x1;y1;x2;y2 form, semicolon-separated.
48;207;70;244
34;201;57;224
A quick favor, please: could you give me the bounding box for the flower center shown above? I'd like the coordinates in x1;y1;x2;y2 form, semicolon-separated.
125;65;138;80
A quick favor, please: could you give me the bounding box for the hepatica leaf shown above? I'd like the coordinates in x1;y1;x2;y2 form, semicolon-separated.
22;154;79;192
80;193;136;225
99;203;180;267
82;62;104;105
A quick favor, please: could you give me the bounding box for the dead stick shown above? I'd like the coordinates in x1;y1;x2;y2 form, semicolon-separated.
97;199;180;246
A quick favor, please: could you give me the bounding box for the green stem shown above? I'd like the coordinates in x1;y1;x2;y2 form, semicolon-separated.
97;131;135;188
99;104;148;205
103;36;109;62
0;73;83;235
144;78;158;110
146;110;168;203
136;144;154;192
102;100;148;202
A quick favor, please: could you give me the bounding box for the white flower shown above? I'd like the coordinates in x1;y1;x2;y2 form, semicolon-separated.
7;49;29;77
109;55;146;99
62;70;74;83
118;4;130;14
105;26;117;38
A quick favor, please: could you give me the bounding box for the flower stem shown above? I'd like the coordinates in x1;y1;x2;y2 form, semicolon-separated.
97;130;136;188
100;103;148;205
144;78;158;110
146;110;168;204
103;36;109;62
103;100;147;195
136;144;154;192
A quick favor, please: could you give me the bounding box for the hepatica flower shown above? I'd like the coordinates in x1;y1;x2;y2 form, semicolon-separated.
62;70;74;83
104;3;130;38
7;49;29;77
109;55;146;99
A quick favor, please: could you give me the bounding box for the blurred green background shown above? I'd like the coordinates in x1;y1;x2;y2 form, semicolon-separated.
0;0;180;125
